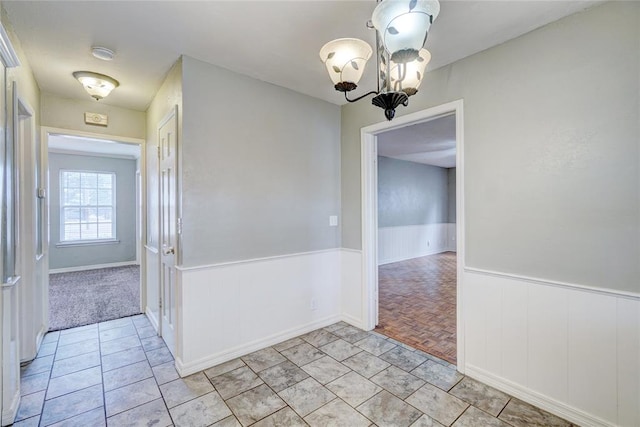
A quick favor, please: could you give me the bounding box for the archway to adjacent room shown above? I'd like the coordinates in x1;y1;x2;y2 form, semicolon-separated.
361;100;465;370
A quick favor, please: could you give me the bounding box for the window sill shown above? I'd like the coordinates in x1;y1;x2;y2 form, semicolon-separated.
56;239;120;248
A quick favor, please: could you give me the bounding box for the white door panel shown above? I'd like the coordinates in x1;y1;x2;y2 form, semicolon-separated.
159;108;178;356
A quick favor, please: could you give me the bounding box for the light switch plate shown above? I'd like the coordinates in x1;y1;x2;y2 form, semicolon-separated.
84;112;108;126
329;215;338;227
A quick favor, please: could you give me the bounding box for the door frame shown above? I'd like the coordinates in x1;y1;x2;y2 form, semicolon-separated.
40;127;147;317
360;99;466;371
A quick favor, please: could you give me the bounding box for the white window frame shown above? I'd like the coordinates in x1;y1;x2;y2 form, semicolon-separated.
59;169;117;244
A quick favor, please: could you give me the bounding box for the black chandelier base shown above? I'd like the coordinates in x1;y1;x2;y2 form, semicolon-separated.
372;91;409;121
334;82;357;92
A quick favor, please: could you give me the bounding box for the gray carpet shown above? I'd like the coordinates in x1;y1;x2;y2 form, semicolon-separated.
49;265;141;331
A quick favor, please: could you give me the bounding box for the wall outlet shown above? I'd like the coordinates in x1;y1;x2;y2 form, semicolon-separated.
329;215;338;227
310;298;317;311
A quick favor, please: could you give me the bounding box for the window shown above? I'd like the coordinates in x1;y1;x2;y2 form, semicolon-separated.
60;170;115;242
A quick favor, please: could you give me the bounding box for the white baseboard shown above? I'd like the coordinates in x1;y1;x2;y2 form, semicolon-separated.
145;307;159;332
36;325;46;349
466;365;616;427
1;390;20;426
49;260;139;274
342;313;366;330
20;325;49;363
378;248;450;265
175;314;340;376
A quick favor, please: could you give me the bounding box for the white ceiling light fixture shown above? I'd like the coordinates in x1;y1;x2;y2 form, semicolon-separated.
320;0;440;120
72;71;119;100
91;46;115;61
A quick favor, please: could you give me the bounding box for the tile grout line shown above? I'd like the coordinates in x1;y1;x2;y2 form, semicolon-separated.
98;317;107;426
136;317;176;427
21;318;570;427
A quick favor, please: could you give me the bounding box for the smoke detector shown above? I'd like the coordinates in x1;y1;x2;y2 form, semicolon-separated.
91;46;115;61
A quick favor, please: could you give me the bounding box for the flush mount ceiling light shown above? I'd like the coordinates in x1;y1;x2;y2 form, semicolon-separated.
72;71;119;101
91;46;115;61
320;0;439;120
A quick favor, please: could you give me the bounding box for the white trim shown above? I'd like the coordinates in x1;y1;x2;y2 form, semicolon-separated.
145;306;159;333
340;248;362;254
1;389;19;426
1;276;20;289
21;324;48;363
466;365;616;427
48;147;139;160
174;314;340;377
378;250;450;266
454;101;465;373
0;23;20;68
175;248;342;272
43;127;145;146
49;261;138;274
465;267;639;300
361;99;466;371
42;126;147;326
342;313;365;330
55;239;120;248
58;169;116;243
361;132;378;330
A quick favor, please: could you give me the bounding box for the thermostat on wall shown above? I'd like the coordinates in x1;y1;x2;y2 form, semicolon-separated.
84;112;108;126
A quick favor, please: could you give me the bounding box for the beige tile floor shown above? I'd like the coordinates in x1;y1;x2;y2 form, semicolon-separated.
15;316;577;426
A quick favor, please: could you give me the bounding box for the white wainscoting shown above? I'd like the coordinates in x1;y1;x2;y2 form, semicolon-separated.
341;249;364;329
463;268;639;427
144;246;160;332
378;223;456;265
174;249;343;376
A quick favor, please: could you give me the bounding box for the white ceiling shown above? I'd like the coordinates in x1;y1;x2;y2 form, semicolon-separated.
378;114;456;167
48;134;141;159
4;1;603;112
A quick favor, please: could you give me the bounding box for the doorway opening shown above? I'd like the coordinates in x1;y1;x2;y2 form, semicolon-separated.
361;100;465;370
43;129;146;331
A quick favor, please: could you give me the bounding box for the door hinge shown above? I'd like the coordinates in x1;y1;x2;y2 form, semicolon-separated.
177;218;183;235
157;146;161;158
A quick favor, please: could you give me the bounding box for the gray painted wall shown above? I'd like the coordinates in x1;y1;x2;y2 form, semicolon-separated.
448;168;456;224
49;152;137;269
378;156;450;227
181;56;341;266
341;2;639;293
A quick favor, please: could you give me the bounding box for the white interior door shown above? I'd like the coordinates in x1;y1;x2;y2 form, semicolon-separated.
158;109;177;356
16;90;46;364
2;78;20;426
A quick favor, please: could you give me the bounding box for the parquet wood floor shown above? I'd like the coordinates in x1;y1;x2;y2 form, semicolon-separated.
376;252;457;364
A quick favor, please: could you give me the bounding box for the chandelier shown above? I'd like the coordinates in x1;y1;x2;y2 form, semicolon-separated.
320;0;440;121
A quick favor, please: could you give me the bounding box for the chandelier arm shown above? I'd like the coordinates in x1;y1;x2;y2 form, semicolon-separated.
344;90;380;103
375;25;382;94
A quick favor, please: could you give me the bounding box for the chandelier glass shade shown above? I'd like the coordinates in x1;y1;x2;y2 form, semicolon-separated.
319;0;439;120
389;48;431;95
372;0;440;62
319;38;373;91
